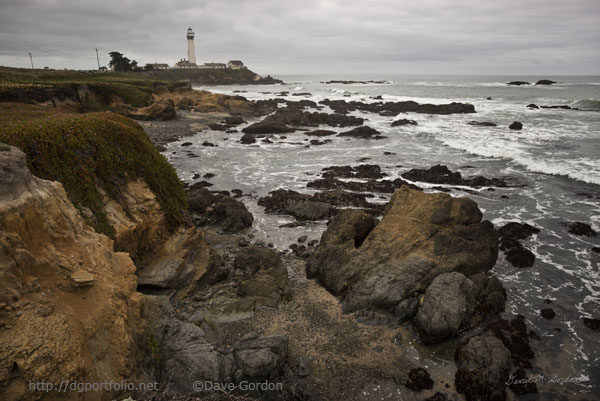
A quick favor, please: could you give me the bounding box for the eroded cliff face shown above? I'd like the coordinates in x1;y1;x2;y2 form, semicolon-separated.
101;178;170;264
0;147;146;401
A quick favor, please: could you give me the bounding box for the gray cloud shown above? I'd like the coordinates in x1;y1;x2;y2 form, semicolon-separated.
0;0;598;74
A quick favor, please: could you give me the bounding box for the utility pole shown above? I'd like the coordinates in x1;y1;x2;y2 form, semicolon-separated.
28;52;33;69
95;48;100;70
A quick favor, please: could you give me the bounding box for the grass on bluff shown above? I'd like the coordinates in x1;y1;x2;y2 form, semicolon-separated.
0;102;188;237
0;66;187;109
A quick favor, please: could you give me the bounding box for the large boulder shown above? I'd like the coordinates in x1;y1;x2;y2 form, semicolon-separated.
415;272;476;344
308;187;499;325
455;335;512;401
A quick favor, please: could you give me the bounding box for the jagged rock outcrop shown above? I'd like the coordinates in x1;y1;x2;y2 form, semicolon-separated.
0;147;146;401
308;187;500;336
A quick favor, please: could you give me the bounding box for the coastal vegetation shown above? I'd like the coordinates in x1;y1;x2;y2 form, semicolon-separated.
0;102;188;237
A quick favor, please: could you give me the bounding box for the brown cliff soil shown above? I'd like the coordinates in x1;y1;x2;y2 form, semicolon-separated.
0;147;147;401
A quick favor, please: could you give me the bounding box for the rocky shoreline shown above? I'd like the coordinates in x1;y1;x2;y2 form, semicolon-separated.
2;82;599;401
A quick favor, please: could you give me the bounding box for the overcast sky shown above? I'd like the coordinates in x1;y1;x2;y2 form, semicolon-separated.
0;0;598;75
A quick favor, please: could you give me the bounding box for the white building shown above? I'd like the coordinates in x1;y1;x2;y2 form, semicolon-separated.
227;60;246;69
202;62;227;69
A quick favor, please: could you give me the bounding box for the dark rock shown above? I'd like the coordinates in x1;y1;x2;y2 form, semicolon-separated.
203;173;216;179
498;222;540;240
485;315;535;368
202;141;215;147
208;123;229;131
297;235;308;243
391;119;418;127
402;164;507;187
384;151;396;155
508;368;538;395
240;133;257;144
568;222;597;236
509;121;523;130
239;237;250;247
322;164;385;179
583;318;600;332
498;222;539;268
223;115;245;125
192;173;200;179
535;80;556;85
262;138;274;144
307;176;417;193
592;247;600;253
309;139;327;146
455;335;512;401
337;126;384;139
507;81;530;86
467;121;497;127
379;110;397;116
181;142;193;147
187;186;253;233
527;104;539;109
292;92;312;96
242;120;296;135
405;367;434;391
258;108;364;129
540;308;555;319
258;188;384;220
303;129;337;137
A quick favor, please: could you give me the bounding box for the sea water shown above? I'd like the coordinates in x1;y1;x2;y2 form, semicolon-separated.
164;75;600;399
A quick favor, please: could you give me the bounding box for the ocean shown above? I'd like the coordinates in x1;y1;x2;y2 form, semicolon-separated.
165;75;600;399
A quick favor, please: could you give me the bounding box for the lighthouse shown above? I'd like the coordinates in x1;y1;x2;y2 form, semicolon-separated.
186;27;196;65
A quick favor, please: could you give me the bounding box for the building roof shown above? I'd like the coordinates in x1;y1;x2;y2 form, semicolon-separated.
228;60;244;66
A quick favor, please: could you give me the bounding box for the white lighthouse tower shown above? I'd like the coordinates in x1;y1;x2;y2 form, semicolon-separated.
186;27;197;65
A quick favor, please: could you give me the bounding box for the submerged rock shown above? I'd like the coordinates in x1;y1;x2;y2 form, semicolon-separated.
509;121;523;130
337;126;385;139
507;81;530;86
568;222;597;237
583;317;600;332
535;79;557;85
391;118;418;127
498;222;540;268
